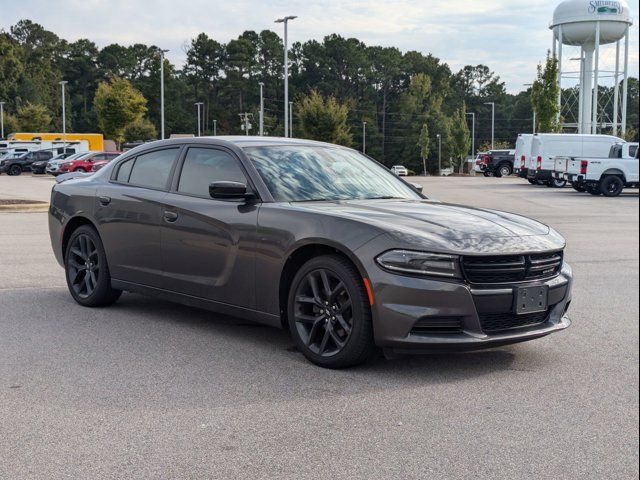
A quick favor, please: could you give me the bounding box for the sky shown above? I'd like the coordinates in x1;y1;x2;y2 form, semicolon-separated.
1;0;638;93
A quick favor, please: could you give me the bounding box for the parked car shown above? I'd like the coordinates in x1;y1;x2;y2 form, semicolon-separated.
58;151;121;174
513;134;534;179
557;142;639;197
47;152;96;176
31;152;75;174
527;134;624;188
390;165;409;176
48;137;572;368
473;153;488;174
478;150;515;177
91;153;122;172
0;149;54;176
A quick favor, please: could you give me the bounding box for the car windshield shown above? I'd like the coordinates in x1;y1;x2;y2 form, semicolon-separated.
244;145;421;202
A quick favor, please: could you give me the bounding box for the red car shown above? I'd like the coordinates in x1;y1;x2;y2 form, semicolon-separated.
59;151;121;173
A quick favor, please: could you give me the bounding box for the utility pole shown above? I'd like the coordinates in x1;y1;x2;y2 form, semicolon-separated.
159;49;169;139
239;113;253;136
289;101;293;137
362;121;366;154
258;82;264;136
0;102;5;139
437;134;442;176
484;102;495;149
465;112;475;159
60;81;68;152
524;84;535;134
275;15;297;137
213;119;217;136
194;102;203;136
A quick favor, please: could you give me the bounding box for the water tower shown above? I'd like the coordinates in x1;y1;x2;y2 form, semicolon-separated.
551;0;633;135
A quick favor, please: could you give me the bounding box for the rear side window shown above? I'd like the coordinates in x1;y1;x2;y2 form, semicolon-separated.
629;145;638;158
177;148;247;197
127;148;178;190
116;158;134;182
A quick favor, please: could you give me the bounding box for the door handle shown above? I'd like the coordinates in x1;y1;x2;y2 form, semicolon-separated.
99;196;111;206
163;211;178;223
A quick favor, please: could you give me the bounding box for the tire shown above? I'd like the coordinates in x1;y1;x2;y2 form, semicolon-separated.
497;164;512;178
9;164;22;176
600;175;624;197
571;182;586;192
548;177;567;188
74;167;86;173
64;225;122;307
287;255;375;369
483;171;492;177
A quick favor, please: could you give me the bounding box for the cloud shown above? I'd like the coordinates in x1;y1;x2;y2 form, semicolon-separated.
1;0;638;93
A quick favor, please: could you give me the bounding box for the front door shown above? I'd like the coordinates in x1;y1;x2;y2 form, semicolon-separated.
160;146;259;308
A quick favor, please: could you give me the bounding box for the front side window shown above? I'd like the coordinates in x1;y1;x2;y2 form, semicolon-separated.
178;148;247;197
127;148;178;190
244;146;421;202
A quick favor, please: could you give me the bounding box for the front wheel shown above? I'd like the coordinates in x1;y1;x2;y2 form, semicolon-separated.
600;176;624;197
288;255;375;369
65;225;122;307
9;164;22;176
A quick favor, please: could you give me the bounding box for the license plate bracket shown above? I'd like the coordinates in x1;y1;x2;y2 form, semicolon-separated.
515;285;549;315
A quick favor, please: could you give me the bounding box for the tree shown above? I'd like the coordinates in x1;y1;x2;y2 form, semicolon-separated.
16;102;52;131
94;77;147;146
2;113;21;136
450;105;472;172
417;123;430;175
124;118;157;142
531;51;561;133
297;90;352;146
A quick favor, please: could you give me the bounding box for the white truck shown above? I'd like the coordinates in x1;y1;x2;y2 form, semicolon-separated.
554;142;639;197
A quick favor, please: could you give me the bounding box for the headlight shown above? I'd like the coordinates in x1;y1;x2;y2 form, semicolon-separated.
376;250;461;278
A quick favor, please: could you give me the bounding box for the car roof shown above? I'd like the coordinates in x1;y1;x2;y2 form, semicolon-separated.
126;136;347;151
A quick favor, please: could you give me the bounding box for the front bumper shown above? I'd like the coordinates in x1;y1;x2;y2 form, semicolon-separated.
368;261;573;353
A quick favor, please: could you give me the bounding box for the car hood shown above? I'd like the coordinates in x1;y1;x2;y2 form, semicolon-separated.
290;199;564;254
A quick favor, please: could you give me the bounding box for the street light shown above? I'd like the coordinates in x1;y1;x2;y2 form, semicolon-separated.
0;102;5;139
484;102;495;150
213;119;217;136
159;49;169;139
289;101;293;137
524;83;536;134
362;121;366;154
275;15;297;138
465;112;475;160
436;133;442;176
60;81;68;151
258;82;264;136
194;102;204;136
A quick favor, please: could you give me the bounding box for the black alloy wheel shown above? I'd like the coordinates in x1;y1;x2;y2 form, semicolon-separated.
289;255;374;368
65;225;121;307
600;176;624;197
9;164;22;176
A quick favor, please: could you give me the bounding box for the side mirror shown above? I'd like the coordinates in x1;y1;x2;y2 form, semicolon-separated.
410;182;424;193
209;181;251;199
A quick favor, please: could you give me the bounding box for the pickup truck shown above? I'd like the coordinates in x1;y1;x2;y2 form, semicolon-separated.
553;142;639;197
477;150;515;177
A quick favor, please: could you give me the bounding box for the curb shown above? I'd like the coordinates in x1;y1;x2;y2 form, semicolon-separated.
0;203;50;213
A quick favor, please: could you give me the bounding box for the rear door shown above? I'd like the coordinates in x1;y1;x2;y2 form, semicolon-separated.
95;147;181;288
160;145;259;307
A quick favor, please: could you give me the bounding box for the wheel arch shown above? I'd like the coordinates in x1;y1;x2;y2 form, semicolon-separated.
601;169;626;182
61;215;99;258
278;240;369;329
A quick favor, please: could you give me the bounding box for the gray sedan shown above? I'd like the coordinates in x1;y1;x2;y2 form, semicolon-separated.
48;137;572;368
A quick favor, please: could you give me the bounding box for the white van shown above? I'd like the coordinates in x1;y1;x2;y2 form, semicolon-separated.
513;134;533;179
526;134;624;187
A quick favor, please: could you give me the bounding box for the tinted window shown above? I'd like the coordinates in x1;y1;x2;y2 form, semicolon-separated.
629;145;638;158
178;148;247;197
128;148;178;190
116;158;134;182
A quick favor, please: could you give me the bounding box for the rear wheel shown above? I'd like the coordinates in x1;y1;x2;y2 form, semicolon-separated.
288;255;374;369
497;164;512;178
571;182;586;192
600;175;624;197
9;164;22;176
65;225;121;307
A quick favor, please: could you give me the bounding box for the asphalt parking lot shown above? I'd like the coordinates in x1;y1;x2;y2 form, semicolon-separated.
1;174;638;479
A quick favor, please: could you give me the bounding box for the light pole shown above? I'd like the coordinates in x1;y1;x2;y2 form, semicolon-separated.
436;134;442;176
0;102;5;139
258;82;264;136
194;102;203;136
524;83;536;133
362;121;366;154
465;112;475;159
275;15;297;137
213;119;217;136
484;102;495;150
159;49;169;139
289;101;293;137
60;81;68;151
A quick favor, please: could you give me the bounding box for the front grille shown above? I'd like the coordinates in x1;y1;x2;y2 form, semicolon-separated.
410;317;463;335
479;309;550;334
462;251;562;284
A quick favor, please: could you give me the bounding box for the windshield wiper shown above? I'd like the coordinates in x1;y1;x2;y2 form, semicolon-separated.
363;196;405;200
